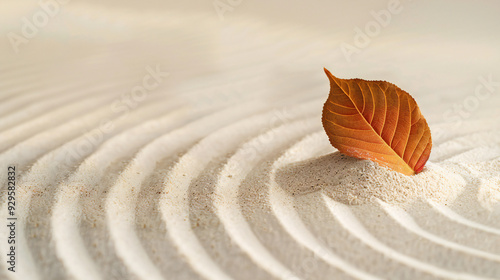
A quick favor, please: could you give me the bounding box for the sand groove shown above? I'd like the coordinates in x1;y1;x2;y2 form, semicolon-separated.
1;5;500;280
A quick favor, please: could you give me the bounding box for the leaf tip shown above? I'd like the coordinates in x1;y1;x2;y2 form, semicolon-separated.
323;68;334;79
323;68;340;88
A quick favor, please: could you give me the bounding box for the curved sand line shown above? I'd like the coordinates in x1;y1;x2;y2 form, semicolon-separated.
51;107;190;280
378;200;500;262
2;97;181;279
0;93;138;279
0;90;121;152
323;197;489;280
160;101;317;279
214;118;321;280
269;131;382;280
0;81;128;133
160;111;275;280
106;104;264;279
427;200;500;236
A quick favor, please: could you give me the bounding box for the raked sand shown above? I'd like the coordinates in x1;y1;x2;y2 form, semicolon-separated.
1;1;500;279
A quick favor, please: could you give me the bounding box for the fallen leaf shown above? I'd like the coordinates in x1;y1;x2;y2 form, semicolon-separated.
322;68;432;175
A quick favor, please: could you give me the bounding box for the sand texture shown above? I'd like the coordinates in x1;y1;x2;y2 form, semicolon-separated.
1;1;500;279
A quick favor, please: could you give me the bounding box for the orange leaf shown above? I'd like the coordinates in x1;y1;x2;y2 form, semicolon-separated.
321;68;432;175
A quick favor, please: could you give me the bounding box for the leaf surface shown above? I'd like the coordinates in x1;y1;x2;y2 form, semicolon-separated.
322;68;432;175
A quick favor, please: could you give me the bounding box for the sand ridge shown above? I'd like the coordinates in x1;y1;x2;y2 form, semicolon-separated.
1;2;500;280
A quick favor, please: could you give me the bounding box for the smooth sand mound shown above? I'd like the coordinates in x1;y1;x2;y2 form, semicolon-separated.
276;153;465;205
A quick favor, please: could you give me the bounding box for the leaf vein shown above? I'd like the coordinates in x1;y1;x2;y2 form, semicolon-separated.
389;89;401;146
400;95;412;155
328;100;354;109
368;82;376;124
333;134;382;145
324;119;371;131
325;108;358;116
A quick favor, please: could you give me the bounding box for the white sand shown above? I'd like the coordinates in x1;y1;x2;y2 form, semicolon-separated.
277;152;466;205
1;1;500;280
